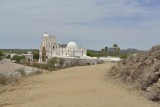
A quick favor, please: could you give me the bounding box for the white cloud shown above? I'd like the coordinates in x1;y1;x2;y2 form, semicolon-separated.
0;0;160;50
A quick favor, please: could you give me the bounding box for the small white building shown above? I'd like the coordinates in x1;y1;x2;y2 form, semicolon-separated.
39;32;87;63
99;56;121;62
23;51;33;62
10;51;33;62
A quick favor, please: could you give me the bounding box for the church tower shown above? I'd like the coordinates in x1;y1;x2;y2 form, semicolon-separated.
39;32;57;63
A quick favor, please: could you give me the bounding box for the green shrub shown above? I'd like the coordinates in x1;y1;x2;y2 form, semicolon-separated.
0;51;4;60
46;57;59;71
33;52;39;60
87;51;95;57
120;53;128;59
11;55;26;63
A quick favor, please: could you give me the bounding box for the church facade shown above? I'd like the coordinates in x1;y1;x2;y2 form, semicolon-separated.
39;32;87;63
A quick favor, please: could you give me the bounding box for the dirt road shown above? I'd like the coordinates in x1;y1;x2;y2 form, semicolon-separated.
0;63;157;107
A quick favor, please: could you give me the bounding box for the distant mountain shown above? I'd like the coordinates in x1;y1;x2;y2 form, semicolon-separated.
121;48;142;53
107;48;115;52
88;48;144;54
107;48;142;53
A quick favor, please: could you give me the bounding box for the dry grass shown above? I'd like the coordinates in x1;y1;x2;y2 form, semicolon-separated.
0;71;21;85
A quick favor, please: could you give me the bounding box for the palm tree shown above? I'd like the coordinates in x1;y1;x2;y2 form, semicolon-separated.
105;47;108;56
113;44;118;53
117;47;120;55
98;49;105;57
105;47;108;52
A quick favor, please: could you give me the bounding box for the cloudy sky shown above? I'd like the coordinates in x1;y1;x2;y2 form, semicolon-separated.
0;0;160;50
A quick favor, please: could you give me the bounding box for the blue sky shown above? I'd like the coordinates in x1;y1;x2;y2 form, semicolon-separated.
0;0;160;50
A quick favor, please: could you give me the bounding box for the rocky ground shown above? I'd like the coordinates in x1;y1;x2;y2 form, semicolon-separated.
0;59;43;86
110;45;160;101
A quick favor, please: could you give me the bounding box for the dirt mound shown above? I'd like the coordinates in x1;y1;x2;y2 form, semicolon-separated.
110;45;160;101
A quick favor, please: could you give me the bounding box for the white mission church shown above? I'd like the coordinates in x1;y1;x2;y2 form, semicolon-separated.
39;32;87;63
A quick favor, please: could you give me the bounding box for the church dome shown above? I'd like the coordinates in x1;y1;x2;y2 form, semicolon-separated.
67;41;78;49
43;32;49;37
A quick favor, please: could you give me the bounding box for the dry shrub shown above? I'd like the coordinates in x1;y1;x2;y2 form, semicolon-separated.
35;69;43;74
16;67;26;77
27;68;43;76
0;73;8;85
0;71;21;85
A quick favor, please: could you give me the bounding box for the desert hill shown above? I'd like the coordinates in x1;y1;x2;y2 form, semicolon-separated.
110;45;160;101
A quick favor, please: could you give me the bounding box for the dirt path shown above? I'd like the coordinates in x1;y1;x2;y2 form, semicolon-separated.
0;63;158;107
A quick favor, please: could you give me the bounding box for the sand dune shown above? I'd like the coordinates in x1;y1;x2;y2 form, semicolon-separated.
0;62;158;107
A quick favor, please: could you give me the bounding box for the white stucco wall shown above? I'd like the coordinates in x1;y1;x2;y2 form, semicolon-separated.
39;33;87;63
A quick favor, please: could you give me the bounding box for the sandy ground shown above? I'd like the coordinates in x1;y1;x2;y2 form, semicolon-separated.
0;62;158;107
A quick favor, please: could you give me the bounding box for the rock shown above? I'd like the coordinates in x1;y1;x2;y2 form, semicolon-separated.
154;81;160;88
109;45;160;102
133;62;142;68
150;45;160;53
155;72;160;76
144;58;154;65
146;87;153;92
149;93;160;101
156;55;160;60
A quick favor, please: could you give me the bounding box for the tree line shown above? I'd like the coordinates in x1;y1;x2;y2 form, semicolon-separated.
87;44;128;59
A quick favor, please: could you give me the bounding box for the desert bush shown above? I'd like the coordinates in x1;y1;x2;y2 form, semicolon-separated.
0;73;8;85
28;58;88;71
0;51;4;60
28;68;43;76
11;55;26;63
46;57;59;71
16;68;26;77
120;53;128;59
58;58;65;68
35;69;43;74
0;71;21;85
30;62;47;70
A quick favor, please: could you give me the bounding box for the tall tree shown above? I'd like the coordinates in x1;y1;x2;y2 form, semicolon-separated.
113;44;118;53
105;47;108;52
102;49;105;56
117;47;120;55
33;52;39;60
0;51;4;60
105;47;108;56
87;50;94;57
